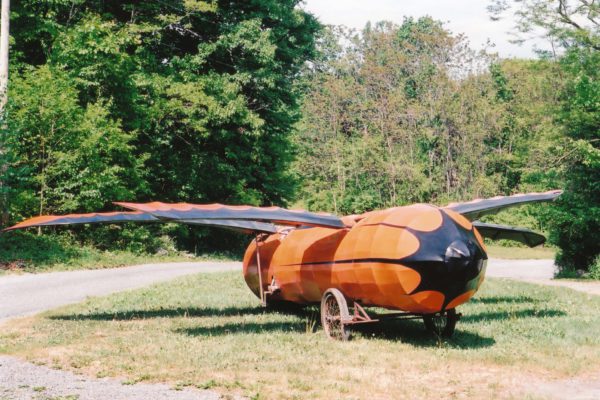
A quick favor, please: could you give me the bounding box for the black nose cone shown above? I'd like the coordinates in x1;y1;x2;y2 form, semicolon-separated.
445;240;483;280
397;210;488;310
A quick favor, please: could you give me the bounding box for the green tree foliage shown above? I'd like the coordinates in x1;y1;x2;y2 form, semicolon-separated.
2;0;319;252
2;65;145;220
294;18;559;217
2;0;596;273
488;0;599;271
547;46;599;270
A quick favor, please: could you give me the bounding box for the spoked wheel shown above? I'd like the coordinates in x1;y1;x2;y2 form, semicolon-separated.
320;288;351;341
423;308;458;338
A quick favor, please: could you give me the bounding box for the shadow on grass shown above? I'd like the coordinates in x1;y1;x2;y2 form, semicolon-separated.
469;296;537;304
178;321;306;336
175;316;496;349
48;304;565;349
49;306;271;321
461;308;566;323
352;318;497;348
49;301;312;322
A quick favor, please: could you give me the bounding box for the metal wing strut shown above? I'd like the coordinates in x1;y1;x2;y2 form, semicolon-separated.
472;222;547;248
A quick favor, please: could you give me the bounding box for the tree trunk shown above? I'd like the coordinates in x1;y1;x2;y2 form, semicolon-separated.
0;0;9;112
0;0;9;227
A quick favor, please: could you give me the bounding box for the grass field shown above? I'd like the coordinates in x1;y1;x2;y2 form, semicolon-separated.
0;252;219;275
485;245;556;260
1;272;598;399
0;252;235;277
0;230;238;274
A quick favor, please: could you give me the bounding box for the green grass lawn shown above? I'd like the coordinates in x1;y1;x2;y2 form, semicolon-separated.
0;251;217;274
0;231;237;273
485;244;556;259
1;272;598;399
0;250;234;274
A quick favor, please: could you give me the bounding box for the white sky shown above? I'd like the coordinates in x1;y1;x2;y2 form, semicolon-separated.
301;0;549;58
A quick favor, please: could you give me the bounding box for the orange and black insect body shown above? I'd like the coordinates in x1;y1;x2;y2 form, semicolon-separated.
242;205;488;314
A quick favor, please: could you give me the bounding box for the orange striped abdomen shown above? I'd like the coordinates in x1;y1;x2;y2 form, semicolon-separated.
243;205;487;313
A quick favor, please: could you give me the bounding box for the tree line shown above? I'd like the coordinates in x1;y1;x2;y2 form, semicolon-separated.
0;1;597;273
0;0;319;252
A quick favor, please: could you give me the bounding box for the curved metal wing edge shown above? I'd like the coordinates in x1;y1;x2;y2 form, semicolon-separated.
444;190;562;220
2;212;158;232
4;210;304;235
472;221;547;247
114;202;346;229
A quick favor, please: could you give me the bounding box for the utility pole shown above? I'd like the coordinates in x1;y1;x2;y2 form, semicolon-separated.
0;0;9;112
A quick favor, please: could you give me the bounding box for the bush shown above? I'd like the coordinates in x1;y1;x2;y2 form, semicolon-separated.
0;228;185;271
0;231;83;268
589;256;600;280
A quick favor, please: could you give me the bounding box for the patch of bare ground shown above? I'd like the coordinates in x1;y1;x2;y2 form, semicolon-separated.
526;373;600;400
0;355;231;400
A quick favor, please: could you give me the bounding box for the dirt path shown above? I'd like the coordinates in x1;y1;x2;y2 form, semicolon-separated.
529;375;600;400
486;258;557;279
0;355;229;400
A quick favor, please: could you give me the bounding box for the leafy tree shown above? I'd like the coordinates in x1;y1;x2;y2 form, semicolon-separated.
294;19;555;215
547;46;599;271
489;0;599;271
3;0;320;254
2;65;145;221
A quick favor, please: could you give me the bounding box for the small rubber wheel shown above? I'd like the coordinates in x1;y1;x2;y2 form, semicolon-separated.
320;288;351;341
423;308;458;338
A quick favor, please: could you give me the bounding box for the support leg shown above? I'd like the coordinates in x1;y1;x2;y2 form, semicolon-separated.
254;234;266;306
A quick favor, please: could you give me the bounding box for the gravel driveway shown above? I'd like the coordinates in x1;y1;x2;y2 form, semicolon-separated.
486;258;600;296
486;258;556;279
0;356;225;400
